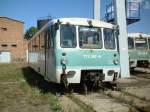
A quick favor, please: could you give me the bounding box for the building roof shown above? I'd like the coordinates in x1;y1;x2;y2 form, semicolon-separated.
0;16;24;24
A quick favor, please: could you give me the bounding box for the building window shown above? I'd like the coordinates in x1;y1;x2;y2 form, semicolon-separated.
1;44;8;47
11;44;17;47
1;27;7;31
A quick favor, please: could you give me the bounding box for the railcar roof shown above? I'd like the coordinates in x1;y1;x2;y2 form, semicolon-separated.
52;18;114;28
128;33;150;38
30;18;115;42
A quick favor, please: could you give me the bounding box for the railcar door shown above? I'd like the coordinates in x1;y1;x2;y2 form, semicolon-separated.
45;26;56;82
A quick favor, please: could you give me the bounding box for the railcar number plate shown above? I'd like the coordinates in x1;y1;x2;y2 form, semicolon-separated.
83;55;101;59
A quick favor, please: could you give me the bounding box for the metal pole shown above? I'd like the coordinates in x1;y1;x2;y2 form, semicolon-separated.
113;0;130;78
93;0;100;19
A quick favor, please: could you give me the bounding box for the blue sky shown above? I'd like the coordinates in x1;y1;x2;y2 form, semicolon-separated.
0;0;150;34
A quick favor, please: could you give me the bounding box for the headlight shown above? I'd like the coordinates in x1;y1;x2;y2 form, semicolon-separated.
114;59;119;65
108;70;115;76
61;58;68;65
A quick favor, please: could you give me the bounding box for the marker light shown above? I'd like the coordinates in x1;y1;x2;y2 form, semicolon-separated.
114;59;119;65
61;57;68;65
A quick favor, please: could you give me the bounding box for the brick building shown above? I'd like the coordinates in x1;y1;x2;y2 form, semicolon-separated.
0;16;28;63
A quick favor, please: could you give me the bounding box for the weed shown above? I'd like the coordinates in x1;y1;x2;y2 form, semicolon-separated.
129;99;134;106
141;96;146;101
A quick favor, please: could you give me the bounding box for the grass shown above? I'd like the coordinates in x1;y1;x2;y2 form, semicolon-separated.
0;64;63;112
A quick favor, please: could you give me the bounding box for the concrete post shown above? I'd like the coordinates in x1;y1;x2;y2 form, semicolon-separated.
113;0;130;78
93;0;100;19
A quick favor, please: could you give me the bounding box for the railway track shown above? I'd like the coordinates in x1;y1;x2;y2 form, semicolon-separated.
58;88;138;112
70;92;134;112
58;69;150;112
110;69;150;112
63;87;150;112
104;90;150;112
63;89;140;112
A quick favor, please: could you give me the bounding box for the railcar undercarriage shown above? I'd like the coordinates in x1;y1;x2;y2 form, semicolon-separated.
80;70;118;93
60;68;118;94
137;60;149;68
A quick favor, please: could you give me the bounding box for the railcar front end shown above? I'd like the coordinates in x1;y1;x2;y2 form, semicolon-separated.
128;33;150;68
54;19;120;86
28;18;120;89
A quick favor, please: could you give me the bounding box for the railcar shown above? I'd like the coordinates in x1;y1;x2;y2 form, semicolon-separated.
128;33;150;68
28;18;120;89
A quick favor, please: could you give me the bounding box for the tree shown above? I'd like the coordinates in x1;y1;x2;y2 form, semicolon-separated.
24;26;38;40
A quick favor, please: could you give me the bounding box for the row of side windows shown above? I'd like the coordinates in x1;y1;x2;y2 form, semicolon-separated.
29;25;55;52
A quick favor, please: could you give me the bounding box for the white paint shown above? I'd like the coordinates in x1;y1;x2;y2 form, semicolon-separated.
128;33;150;38
114;0;130;78
0;52;11;63
56;67;120;83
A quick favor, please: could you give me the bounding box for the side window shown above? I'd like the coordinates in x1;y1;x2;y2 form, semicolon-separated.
51;25;56;48
48;29;51;49
38;35;40;50
128;37;134;49
32;39;36;51
148;38;150;49
44;31;48;49
30;42;32;52
35;36;39;51
40;33;45;49
44;29;52;49
103;28;116;50
60;25;76;48
135;38;148;50
28;42;31;52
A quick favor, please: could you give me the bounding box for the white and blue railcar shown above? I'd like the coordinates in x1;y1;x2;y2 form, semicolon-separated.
28;18;120;87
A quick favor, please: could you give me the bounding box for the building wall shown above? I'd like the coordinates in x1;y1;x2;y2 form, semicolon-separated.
0;17;27;63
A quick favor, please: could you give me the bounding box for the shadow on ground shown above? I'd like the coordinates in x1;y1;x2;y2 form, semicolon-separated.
21;66;100;95
22;66;62;94
130;69;150;79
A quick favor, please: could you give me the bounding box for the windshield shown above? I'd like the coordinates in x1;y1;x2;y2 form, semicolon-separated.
135;38;148;50
79;26;102;49
128;37;134;49
103;28;116;50
60;25;76;48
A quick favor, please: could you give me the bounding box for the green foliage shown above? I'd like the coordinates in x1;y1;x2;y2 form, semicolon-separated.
24;26;38;40
48;93;63;112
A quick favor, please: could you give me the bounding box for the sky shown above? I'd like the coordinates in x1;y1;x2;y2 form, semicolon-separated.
0;0;150;34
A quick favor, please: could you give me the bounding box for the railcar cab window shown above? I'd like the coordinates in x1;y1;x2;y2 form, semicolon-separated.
128;37;134;49
60;25;76;48
135;38;148;50
103;28;116;50
79;26;102;49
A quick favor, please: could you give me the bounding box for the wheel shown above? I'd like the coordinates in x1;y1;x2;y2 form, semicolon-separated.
81;83;88;95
